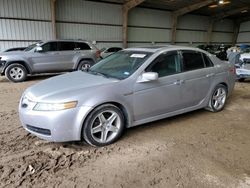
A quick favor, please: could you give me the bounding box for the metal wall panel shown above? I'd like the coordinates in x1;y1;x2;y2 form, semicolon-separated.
176;30;207;43
57;0;122;25
0;19;52;40
214;20;234;32
0;0;51;20
57;23;122;41
0;0;52;51
129;8;171;28
237;21;250;44
178;15;209;30
239;21;250;32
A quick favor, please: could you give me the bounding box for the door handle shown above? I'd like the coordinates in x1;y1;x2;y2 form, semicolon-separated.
174;80;185;85
206;73;215;78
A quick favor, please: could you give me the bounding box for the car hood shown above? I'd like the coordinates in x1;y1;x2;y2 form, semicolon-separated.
25;71;119;102
0;51;28;56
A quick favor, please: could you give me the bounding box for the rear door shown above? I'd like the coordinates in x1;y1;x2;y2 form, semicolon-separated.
56;41;77;70
179;50;213;108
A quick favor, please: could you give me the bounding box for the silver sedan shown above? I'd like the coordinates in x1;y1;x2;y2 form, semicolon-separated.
19;46;236;146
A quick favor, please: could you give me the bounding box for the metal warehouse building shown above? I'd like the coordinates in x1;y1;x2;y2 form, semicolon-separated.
0;0;250;51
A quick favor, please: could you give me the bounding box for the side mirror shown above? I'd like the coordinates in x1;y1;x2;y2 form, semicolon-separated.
137;72;158;83
36;46;43;52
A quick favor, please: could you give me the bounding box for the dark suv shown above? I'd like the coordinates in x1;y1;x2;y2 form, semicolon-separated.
0;40;100;82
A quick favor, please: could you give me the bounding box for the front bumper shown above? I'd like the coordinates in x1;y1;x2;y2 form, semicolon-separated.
19;102;93;142
0;60;6;75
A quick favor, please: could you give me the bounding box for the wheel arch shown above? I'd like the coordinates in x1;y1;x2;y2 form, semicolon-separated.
76;58;95;69
4;61;31;75
80;101;131;140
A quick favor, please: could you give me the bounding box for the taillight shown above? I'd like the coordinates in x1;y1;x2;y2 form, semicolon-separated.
96;50;101;58
230;66;236;74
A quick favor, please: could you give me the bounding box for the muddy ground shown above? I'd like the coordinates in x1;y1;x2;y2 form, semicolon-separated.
0;75;250;188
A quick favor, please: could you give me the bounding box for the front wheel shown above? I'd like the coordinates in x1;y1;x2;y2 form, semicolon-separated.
206;84;227;112
82;104;125;147
5;63;28;82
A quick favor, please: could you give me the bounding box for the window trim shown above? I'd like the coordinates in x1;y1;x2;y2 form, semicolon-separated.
145;50;182;78
180;50;207;72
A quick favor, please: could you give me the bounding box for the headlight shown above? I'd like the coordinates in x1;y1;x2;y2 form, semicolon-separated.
33;101;78;111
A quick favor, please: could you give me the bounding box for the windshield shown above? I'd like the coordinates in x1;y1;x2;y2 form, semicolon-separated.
24;42;43;51
89;51;152;80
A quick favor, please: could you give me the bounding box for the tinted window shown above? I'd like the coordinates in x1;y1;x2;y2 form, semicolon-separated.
202;53;214;67
107;47;122;53
41;42;58;52
146;51;181;77
58;42;75;51
75;42;91;50
182;51;205;71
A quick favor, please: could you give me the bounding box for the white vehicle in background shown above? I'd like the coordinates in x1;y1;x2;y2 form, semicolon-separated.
236;52;250;82
100;47;123;59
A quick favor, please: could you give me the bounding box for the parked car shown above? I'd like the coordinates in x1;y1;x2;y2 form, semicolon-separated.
197;44;231;61
19;46;236;146
0;40;100;82
100;47;123;59
235;53;250;82
3;47;26;52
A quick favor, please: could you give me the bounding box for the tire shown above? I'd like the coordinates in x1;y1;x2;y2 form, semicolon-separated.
82;104;125;147
238;78;245;82
5;63;28;82
206;84;228;112
77;60;93;71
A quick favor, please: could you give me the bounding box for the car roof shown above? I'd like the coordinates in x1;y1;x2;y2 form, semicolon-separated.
42;39;91;43
125;45;206;53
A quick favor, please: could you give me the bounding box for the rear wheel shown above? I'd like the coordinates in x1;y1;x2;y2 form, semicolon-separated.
206;84;227;112
5;63;28;82
82;104;125;147
77;60;93;71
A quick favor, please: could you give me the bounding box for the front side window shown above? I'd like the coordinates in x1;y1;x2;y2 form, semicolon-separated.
58;42;75;51
182;50;205;71
146;51;181;77
41;42;58;52
90;51;152;80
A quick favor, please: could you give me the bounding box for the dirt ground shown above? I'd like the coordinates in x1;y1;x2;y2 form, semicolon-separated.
0;75;250;188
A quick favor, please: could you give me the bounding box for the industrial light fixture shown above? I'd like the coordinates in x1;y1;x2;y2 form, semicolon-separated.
241;9;248;13
209;0;230;8
218;0;224;4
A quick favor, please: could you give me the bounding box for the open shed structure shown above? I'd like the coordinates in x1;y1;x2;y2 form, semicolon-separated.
0;0;250;51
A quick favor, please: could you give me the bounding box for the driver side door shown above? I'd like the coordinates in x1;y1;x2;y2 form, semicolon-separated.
133;50;183;121
29;42;60;73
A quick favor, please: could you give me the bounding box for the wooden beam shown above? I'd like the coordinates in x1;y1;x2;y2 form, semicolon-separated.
171;0;214;44
122;0;145;48
232;20;241;46
51;0;57;39
173;0;214;16
206;19;214;45
213;6;249;20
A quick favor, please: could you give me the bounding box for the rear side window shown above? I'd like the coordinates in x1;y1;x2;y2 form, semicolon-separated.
202;53;214;67
75;42;91;50
181;50;205;71
107;47;122;53
41;42;57;52
58;42;75;51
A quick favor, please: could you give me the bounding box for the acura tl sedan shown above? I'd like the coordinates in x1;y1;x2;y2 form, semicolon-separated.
19;46;236;146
